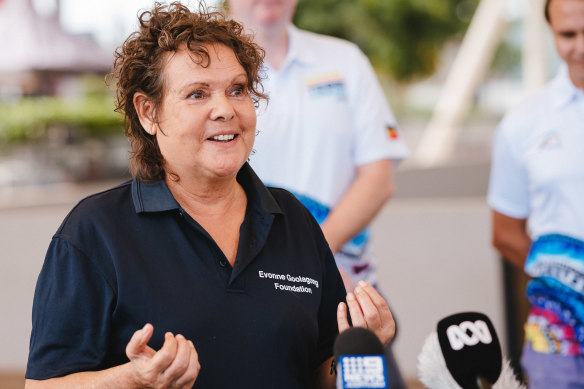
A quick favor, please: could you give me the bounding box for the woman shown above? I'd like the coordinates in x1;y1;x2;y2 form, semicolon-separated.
25;3;395;388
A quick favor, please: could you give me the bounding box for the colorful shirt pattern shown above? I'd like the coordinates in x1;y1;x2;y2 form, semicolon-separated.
488;66;584;357
525;234;584;356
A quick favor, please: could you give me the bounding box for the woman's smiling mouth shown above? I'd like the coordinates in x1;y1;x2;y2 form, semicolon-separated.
209;134;238;142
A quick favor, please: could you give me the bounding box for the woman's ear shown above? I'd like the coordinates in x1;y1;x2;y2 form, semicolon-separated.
133;92;157;135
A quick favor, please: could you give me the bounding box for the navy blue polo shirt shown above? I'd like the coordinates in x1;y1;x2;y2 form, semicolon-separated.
26;163;346;388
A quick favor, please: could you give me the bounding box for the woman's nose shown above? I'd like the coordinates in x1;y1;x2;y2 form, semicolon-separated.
210;94;235;121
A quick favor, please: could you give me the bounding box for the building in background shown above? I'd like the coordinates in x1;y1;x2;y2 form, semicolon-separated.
0;0;112;101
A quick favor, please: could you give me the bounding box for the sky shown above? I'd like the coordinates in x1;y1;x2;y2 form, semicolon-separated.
32;0;220;50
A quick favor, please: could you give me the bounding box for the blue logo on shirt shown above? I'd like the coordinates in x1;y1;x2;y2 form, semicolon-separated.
305;73;346;100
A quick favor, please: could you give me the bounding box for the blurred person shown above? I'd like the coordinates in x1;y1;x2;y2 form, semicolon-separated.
488;0;584;387
24;3;396;388
227;1;409;387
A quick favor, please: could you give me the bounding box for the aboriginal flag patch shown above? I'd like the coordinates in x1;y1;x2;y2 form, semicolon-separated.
387;126;399;140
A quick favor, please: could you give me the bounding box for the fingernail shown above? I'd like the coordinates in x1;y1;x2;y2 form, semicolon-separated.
354;286;362;294
347;292;356;301
176;334;185;340
358;280;368;287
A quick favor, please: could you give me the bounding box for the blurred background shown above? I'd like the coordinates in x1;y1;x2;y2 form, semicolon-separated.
0;0;561;387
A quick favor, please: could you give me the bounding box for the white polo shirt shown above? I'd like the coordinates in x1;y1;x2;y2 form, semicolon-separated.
487;65;584;241
252;25;409;208
249;25;409;284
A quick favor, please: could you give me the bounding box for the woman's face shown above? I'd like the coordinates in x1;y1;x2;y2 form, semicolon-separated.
151;44;257;182
549;0;584;88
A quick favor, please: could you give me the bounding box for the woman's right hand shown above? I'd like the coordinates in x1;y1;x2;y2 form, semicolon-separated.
126;324;200;389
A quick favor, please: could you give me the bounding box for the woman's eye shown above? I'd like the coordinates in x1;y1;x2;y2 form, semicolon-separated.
188;90;205;99
230;85;247;96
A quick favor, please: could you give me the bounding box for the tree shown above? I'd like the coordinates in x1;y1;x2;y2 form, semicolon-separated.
294;0;478;81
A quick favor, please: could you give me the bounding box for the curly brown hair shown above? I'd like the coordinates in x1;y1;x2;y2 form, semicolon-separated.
110;2;266;182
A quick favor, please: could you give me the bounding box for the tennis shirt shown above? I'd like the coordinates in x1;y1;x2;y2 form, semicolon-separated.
250;25;409;285
26;163;346;388
488;65;584;357
488;65;584;241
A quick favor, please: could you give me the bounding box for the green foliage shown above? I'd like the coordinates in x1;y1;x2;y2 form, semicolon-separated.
0;75;123;144
294;0;478;81
491;40;522;76
0;96;123;144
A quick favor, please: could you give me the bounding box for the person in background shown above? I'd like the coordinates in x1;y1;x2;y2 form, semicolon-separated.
488;0;584;387
24;3;396;388
227;1;409;387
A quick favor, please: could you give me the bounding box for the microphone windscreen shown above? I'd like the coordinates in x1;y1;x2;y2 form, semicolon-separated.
436;312;502;389
334;327;384;359
418;332;463;389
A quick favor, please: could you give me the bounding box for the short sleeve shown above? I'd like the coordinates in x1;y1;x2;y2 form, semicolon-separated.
487;121;530;219
348;49;409;167
26;237;116;380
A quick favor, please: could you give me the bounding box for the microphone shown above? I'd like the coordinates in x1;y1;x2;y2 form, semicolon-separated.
334;327;389;389
417;312;525;389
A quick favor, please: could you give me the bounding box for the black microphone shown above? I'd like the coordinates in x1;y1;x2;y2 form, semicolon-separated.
334;327;389;389
417;312;525;389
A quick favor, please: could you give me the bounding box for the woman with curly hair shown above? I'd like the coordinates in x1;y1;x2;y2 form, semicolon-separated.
25;3;395;388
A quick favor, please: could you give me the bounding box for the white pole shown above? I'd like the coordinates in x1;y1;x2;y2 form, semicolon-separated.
522;0;547;95
412;0;506;167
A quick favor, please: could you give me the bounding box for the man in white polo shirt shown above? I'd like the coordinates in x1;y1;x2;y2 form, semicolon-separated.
228;1;409;388
488;0;584;387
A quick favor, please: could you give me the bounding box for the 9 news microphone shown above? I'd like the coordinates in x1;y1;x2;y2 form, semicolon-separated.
334;327;389;389
417;312;525;389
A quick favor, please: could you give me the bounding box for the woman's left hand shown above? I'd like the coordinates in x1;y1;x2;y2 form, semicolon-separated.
337;280;395;346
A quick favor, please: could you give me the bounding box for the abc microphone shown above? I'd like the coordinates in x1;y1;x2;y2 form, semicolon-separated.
334;327;389;389
417;312;524;389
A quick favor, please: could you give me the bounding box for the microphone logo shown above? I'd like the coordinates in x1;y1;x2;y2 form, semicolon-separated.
418;312;525;389
334;327;388;389
446;320;493;351
338;355;388;389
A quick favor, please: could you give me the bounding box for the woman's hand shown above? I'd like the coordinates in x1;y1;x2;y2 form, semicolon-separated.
126;324;200;389
337;281;395;346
